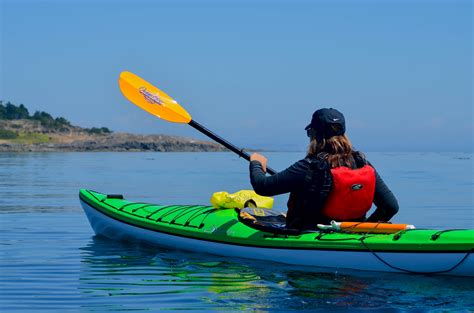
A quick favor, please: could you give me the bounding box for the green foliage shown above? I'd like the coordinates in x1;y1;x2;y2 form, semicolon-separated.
32;110;53;121
0;102;30;120
0;127;51;143
11;132;51;144
54;117;71;126
0;102;71;129
0;129;18;139
0;100;112;134
0;102;5;119
32;111;56;127
86;127;112;135
30;111;72;130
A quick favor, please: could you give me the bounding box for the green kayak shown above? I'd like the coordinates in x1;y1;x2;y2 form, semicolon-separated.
79;189;474;276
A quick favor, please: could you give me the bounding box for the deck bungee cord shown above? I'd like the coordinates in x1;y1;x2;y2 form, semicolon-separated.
358;235;472;275
314;223;472;274
430;229;471;241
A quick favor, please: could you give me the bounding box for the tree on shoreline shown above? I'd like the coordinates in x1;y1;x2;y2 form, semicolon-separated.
0;101;112;134
0;101;30;120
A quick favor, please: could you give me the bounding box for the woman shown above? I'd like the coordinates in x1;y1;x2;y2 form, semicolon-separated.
249;108;399;230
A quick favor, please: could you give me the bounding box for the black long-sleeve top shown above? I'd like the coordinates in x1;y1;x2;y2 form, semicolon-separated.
249;158;399;224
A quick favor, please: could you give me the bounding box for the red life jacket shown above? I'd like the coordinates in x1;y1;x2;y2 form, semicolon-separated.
321;165;376;220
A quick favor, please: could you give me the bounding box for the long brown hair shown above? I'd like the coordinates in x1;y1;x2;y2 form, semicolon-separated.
307;133;356;168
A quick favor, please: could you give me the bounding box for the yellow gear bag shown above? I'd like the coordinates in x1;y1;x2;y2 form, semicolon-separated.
210;190;274;209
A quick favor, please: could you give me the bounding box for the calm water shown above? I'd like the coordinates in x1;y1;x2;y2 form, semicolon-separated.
0;152;473;312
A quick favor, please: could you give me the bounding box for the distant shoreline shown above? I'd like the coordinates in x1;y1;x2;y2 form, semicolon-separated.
0;130;228;153
0;102;228;152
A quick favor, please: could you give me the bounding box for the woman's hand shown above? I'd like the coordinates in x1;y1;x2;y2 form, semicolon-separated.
250;153;268;173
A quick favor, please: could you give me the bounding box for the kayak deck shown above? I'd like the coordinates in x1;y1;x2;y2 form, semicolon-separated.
79;189;474;276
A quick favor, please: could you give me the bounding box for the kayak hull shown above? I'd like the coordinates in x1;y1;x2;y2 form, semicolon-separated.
79;191;474;277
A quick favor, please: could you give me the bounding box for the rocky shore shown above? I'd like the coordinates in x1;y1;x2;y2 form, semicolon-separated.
0;120;226;152
0;133;227;152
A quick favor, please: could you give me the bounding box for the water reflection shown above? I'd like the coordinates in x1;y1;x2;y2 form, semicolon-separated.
79;236;474;311
79;236;267;311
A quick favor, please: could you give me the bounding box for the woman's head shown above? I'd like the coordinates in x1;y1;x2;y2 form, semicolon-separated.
305;108;345;140
305;108;355;167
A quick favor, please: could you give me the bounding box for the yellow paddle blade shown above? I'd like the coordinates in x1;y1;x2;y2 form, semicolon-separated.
119;71;192;124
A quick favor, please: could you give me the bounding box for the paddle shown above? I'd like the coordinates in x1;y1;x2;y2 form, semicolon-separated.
118;71;277;175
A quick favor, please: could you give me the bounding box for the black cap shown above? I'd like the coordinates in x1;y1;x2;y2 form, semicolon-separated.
305;108;346;139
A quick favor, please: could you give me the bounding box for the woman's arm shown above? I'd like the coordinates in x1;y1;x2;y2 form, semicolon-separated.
250;159;308;197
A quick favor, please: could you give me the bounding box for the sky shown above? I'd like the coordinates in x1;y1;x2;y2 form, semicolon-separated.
1;0;472;152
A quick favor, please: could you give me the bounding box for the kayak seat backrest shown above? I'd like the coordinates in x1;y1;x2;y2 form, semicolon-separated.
238;208;303;235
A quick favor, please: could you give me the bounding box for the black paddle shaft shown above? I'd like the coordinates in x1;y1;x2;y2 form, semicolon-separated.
189;119;277;175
